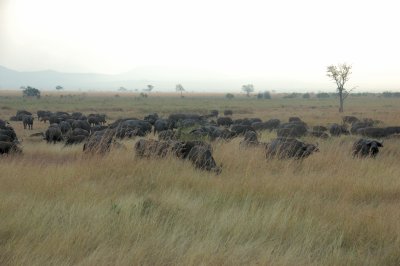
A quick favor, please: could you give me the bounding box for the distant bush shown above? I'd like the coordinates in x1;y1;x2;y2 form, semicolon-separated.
140;92;148;98
21;86;41;99
382;91;400;98
283;93;300;99
302;93;310;99
226;93;235;99
257;91;271;99
316;92;330;99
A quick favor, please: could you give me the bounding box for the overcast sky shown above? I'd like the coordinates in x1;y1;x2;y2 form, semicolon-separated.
1;0;399;91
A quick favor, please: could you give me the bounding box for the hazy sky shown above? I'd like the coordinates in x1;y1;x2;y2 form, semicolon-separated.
1;0;399;90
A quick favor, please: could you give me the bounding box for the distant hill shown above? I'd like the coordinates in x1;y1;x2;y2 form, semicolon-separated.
0;65;236;91
0;65;324;92
0;65;132;90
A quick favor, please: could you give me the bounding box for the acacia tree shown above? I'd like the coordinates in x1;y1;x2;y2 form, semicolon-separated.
326;63;353;113
56;85;63;91
22;86;41;99
241;84;254;97
176;84;185;98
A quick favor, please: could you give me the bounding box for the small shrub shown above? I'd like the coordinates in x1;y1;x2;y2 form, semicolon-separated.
226;93;235;99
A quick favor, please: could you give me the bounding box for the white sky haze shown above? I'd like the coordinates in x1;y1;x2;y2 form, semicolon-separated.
1;0;399;91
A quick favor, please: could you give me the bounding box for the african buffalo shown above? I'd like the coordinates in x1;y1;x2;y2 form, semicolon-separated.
59;121;72;135
45;125;63;144
72;120;91;132
65;135;87;145
144;113;159;125
352;138;383;158
0;141;22;154
343;116;360;125
217;117;233;127
289;117;302;123
329;124;349;136
0;129;17;141
158;130;177;141
239;131;260;148
134;139;172;158
357;127;388;138
83;129;115;154
251;119;280;131
187;145;221;174
277;123;308;138
312;126;328;132
266;138;319;159
350;121;374;134
230;124;255;136
309;131;329;139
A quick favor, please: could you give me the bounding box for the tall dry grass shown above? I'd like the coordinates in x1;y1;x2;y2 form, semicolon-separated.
1;136;400;265
1;93;400;265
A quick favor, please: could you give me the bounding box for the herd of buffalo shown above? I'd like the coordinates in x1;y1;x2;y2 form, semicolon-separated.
0;109;397;174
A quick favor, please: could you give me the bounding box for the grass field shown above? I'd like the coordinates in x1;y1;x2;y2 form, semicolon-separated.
1;91;400;265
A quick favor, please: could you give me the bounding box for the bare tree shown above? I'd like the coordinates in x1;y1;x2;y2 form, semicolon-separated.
241;84;254;97
326;63;354;113
176;84;185;98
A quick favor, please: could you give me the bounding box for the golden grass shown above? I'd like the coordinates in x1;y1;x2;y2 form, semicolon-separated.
1;94;400;265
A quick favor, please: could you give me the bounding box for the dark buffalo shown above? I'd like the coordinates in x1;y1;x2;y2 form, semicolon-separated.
59;121;72;135
352;138;383;158
266;138;319;159
309;131;329;139
239;131;260;148
87;114;106;126
71;112;83;120
65;135;87;146
37;110;52;122
0;141;22;154
144;113;159;125
0;129;17;141
154;119;168;135
16;110;32;121
134;139;172;158
230;124;255;136
72;128;90;137
167;114;202;129
385;127;400;135
210;110;219;117
91;125;108;132
83;129;115;154
312;126;328;132
22;115;34;130
350;121;374;134
0;119;8;129
187;145;221;174
49;115;61;124
158;129;177;141
217;117;233;127
0;135;12;142
289;117;302;123
343;116;360;125
357;127;388;138
119;120;152;134
72;120;91;132
277;123;308;138
329;124;349;136
252;119;280;131
45;125;63;144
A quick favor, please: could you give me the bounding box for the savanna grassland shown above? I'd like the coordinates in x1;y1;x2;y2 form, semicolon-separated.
1;91;400;265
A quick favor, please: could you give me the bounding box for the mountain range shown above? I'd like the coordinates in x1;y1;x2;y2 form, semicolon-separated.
0;65;322;92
